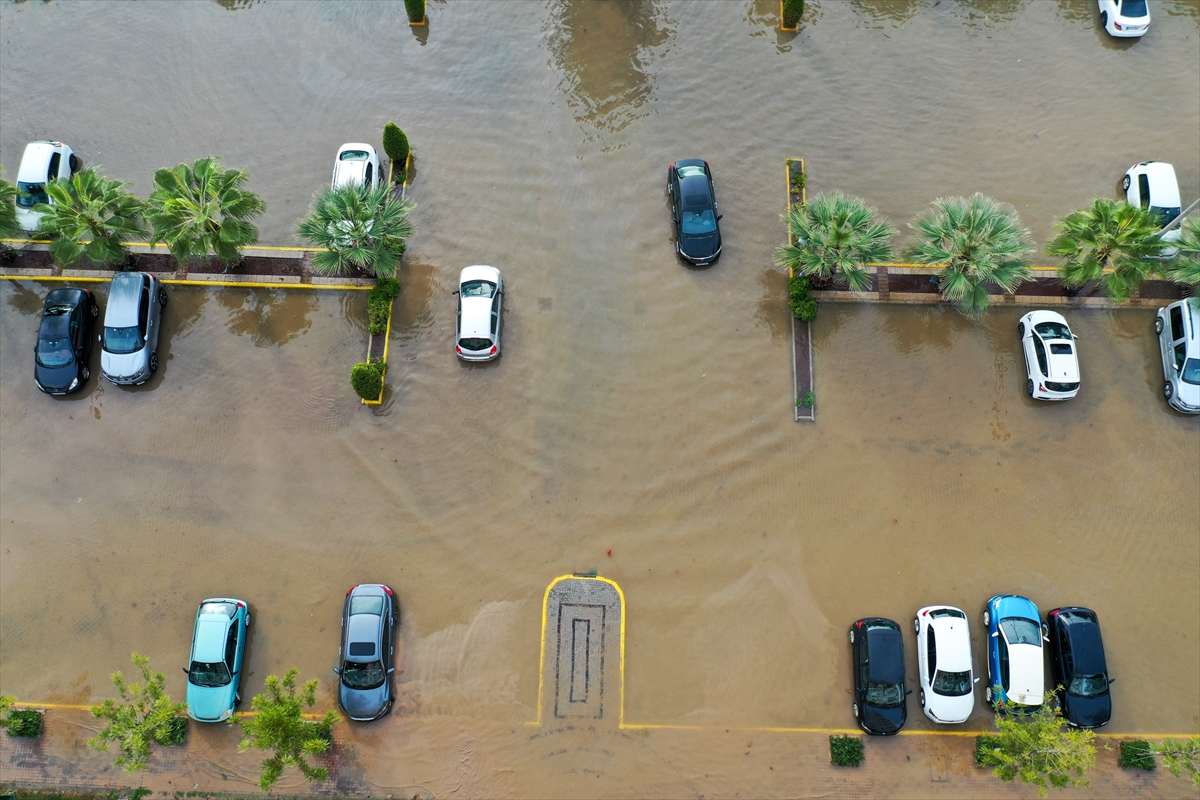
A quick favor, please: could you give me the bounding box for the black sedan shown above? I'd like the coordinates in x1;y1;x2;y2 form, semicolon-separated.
35;287;97;395
667;159;722;266
335;584;398;721
1046;607;1113;728
849;617;909;734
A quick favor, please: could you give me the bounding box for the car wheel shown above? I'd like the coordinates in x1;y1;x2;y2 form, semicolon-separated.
1018;321;1025;337
90;302;99;317
1026;379;1035;397
159;287;168;307
81;366;90;381
913;618;920;634
920;690;926;706
1164;382;1174;399
1101;11;1109;31
69;154;80;173
853;702;859;719
983;610;990;626
848;628;855;644
1155;317;1164;334
985;686;993;704
245;613;251;628
234;691;242;707
149;352;159;374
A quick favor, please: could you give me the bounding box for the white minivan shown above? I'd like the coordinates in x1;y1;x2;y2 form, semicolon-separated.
1155;300;1200;414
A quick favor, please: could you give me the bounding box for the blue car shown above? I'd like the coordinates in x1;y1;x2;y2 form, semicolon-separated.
184;598;250;722
983;595;1046;713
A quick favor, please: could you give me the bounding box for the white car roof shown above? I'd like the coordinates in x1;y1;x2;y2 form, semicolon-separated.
1006;643;1045;707
460;265;501;284
929;616;972;672
1136;162;1181;207
17;142;56;183
459;297;493;338
105;272;146;327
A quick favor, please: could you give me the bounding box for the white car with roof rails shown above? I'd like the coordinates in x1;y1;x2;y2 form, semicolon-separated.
454;265;503;361
332;143;381;190
914;606;977;724
15;141;79;231
1123;161;1181;256
1155;300;1200;414
1099;0;1150;38
1019;310;1080;401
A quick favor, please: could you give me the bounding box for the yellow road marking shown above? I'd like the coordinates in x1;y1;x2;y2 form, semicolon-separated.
0;275;369;290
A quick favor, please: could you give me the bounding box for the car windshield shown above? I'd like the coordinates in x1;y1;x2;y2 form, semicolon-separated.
200;602;236;617
1068;673;1110;698
341;659;385;690
682;208;717;235
339;150;370;161
1182;358;1200;385
932;670;972;697
1034;321;1071;340
349;595;385;616
1150;206;1181;226
459;337;492;352
1000;618;1041;646
189;661;231;688
1049;343;1073;355
866;681;904;708
103;325;143;355
36;336;73;368
16;181;48;208
1121;0;1148;17
677;165;706;178
460;280;496;298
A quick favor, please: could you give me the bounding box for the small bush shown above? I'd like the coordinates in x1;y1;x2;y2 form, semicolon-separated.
782;0;804;27
830;734;863;767
6;708;44;738
351;359;386;400
1119;740;1155;771
160;715;187;747
368;277;400;334
976;735;1003;767
789;274;818;321
796;391;814;408
403;0;425;24
382;123;410;168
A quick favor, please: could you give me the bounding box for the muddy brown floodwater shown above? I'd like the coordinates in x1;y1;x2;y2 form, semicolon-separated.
2;0;1199;796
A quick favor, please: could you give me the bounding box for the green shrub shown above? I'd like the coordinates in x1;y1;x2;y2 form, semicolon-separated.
976;735;1003;767
782;0;804;27
795;391;815;408
6;708;44;738
368;277;400;334
1119;740;1155;771
351;359;386;400
160;716;187;747
830;734;863;767
382;123;410;168
403;0;425;24
789;274;818;321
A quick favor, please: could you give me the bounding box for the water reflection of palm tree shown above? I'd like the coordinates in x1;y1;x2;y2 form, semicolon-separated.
215;287;316;348
546;0;672;133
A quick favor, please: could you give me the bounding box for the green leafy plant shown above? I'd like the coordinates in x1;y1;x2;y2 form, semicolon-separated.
976;691;1096;798
87;654;188;773
829;734;863;767
297;184;414;279
1118;740;1155;771
0;170;24;243
796;391;814;408
368;277;401;334
976;735;1003;766
1153;737;1200;785
1046;198;1167;302
776;192;895;293
382;122;410;175
1163;216;1200;288
235;668;339;792
782;0;804;27
788;274;819;321
789;165;806;192
2;694;45;739
351;358;386;400
404;0;425;23
31;169;144;268
906;193;1034;316
145;156;265;268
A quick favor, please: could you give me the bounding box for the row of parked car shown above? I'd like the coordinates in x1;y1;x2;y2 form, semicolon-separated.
850;596;1113;735
183;584;399;723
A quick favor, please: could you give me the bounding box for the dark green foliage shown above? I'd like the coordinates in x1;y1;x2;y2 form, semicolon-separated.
368;278;400;334
296;185;414;279
235;668;340;792
161;715;188;747
4;790;151;800
976;735;1003;766
403;0;425;24
789;274;818;321
88;654;188;773
796;391;815;408
6;709;44;738
782;0;804;27
351;359;386;400
830;734;863;767
1119;740;1155;771
382;122;410;168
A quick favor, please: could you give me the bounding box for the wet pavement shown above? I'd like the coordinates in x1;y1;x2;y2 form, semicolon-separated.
2;0;1199;795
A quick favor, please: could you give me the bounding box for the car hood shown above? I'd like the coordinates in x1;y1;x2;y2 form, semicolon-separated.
187;682;235;721
102;349;148;379
862;701;905;734
1046;348;1080;381
35;362;78;391
1006;644;1044;707
339;681;389;720
1175;380;1200;409
1063;690;1111;728
680;232;719;259
927;689;974;724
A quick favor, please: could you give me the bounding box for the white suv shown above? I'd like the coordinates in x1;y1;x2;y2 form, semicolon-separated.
1155;300;1200;414
15;141;79;231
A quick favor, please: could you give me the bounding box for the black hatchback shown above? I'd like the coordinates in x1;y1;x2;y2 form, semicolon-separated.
1046;607;1113;728
667;159;722;266
35;287;97;395
850;617;908;734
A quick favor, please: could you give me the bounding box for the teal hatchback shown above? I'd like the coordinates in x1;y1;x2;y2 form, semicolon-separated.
184;598;250;722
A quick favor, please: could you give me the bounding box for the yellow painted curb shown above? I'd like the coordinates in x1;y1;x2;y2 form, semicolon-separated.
0;238;325;252
361;295;394;406
409;16;427;26
779;0;799;31
0;275;370;291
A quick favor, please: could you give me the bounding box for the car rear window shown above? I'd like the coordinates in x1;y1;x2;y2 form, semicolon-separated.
1046;381;1079;393
1122;0;1148;17
461;280;495;298
929;609;964;620
459;337;493;352
676;165;705;179
200;602;236;617
349;596;385;616
339;150;371;161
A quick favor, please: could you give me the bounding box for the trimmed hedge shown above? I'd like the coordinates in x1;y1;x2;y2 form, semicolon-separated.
830;734;863;767
351;360;386;400
782;0;804;27
6;708;44;738
403;0;425;24
1118;740;1155;771
789;274;818;321
382;123;410;170
368;277;400;334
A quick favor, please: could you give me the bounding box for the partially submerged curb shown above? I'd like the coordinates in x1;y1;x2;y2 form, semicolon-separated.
785;157;814;424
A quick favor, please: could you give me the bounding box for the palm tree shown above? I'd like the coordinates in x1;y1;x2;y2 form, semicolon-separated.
32;169;144;268
296;184;414;279
1162;216;1200;289
774;192;896;292
145;157;265;268
906;193;1034;316
0;171;24;242
1046;199;1166;302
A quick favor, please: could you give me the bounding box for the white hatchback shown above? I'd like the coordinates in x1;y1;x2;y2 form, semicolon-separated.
454;265;503;361
914;607;976;724
1099;0;1150;37
1019;310;1080;401
15;141;79;231
332;143;381;190
1124;161;1181;254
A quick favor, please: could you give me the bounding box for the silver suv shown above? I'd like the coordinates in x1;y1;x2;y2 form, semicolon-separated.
1155;299;1199;414
100;272;167;385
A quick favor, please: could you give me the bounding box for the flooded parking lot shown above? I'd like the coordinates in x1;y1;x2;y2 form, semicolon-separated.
2;0;1198;794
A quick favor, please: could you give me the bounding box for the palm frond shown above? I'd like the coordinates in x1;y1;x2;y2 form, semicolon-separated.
774;192;895;292
297;184;415;278
146;157;264;266
31;169;143;268
1047;199;1164;299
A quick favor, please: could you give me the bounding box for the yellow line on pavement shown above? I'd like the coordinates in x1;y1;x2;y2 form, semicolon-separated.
0;275;369;290
10;701;331;720
0;238;324;252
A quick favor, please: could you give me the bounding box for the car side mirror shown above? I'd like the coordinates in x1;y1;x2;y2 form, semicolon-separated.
182;667;190;675
991;631;999;638
387;667;395;674
905;689;912;696
973;677;980;683
1108;677;1116;684
452;290;459;295
717;214;724;220
333;667;341;674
